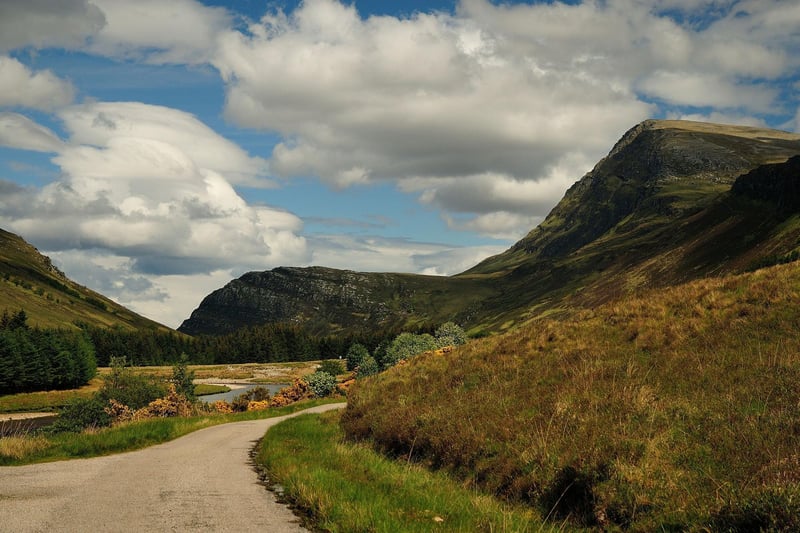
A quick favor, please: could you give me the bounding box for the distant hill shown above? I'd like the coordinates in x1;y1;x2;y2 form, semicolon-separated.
179;119;800;336
0;228;168;331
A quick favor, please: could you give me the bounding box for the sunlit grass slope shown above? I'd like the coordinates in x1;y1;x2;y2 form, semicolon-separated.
342;261;800;530
0;228;168;330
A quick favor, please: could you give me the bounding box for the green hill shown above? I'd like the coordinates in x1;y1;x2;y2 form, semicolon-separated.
180;119;800;336
0;228;168;331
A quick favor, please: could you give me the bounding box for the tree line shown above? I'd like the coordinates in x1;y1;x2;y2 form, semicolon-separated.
0;310;97;395
1;306;436;395
79;322;407;367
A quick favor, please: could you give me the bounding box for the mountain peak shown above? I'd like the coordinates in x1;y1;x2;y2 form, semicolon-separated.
181;120;800;336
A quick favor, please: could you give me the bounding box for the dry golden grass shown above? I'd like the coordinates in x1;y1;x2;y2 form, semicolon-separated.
0;434;51;460
342;261;800;530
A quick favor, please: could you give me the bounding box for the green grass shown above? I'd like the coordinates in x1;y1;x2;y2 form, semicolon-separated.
194;383;230;396
256;410;549;533
0;398;341;466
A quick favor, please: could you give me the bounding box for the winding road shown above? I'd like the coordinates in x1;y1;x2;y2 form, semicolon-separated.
0;403;345;532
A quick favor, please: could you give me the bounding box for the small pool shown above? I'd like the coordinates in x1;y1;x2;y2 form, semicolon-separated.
199;383;289;404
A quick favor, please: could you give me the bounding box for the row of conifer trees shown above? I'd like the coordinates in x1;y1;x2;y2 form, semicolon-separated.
0;310;97;395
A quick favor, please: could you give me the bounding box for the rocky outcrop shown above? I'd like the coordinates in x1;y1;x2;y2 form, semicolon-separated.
178;266;488;336
732;155;800;213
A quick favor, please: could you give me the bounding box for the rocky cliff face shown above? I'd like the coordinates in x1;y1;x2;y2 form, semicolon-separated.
732;155;800;213
179;266;491;335
181;120;800;337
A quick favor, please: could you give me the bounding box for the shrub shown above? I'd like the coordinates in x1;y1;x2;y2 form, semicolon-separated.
305;371;337;397
434;322;467;347
243;386;271;402
247;400;270;411
346;343;370;371
133;384;195;419
270;379;312;407
231;394;251;412
383;333;437;368
212;400;233;414
98;357;166;410
48;397;111;433
318;359;346;376
229;385;273;412
170;354;195;401
356;355;379;379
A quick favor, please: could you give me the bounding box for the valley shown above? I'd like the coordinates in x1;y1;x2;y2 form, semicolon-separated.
2;119;800;531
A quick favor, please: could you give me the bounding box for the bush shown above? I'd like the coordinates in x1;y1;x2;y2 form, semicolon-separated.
270;379;312;407
305;371;337;397
242;386;271;402
134;385;195;418
356;356;380;379
383;333;437;368
434;322;467;347
170;354;195;401
346;343;370;371
318;359;345;376
98;357;166;410
48;397;111;434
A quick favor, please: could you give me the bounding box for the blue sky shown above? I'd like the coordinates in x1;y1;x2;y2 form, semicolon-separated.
0;0;798;328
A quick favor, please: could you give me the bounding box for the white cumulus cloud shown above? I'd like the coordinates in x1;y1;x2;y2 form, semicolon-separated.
0;103;309;326
0;56;75;110
86;0;231;64
0;0;105;52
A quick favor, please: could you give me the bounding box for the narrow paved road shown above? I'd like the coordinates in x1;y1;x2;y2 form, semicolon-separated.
0;403;345;532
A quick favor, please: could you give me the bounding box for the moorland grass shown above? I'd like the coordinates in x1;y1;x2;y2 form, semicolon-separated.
342;261;800;531
0;398;339;466
256;410;550;533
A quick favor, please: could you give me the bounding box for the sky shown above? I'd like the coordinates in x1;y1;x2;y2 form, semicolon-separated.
0;0;798;329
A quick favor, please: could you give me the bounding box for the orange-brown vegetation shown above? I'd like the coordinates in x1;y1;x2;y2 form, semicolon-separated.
105;385;196;423
342;261;800;530
269;379;312;407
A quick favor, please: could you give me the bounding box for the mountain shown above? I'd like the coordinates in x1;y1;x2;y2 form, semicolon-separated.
0;228;168;331
178;266;495;336
180;120;800;336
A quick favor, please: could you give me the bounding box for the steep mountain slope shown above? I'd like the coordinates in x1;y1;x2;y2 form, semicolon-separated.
180;120;800;336
460;120;800;330
0;228;168;330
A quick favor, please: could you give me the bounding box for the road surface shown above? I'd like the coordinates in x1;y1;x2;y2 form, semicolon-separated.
0;403;345;532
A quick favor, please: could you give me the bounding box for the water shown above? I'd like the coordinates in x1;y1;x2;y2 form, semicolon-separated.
199;383;289;404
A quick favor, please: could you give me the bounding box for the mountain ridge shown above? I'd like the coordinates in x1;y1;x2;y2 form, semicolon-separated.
176;119;798;336
0;228;169;331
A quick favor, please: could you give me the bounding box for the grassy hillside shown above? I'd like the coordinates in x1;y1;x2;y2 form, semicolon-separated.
0;228;168;331
342;260;800;530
